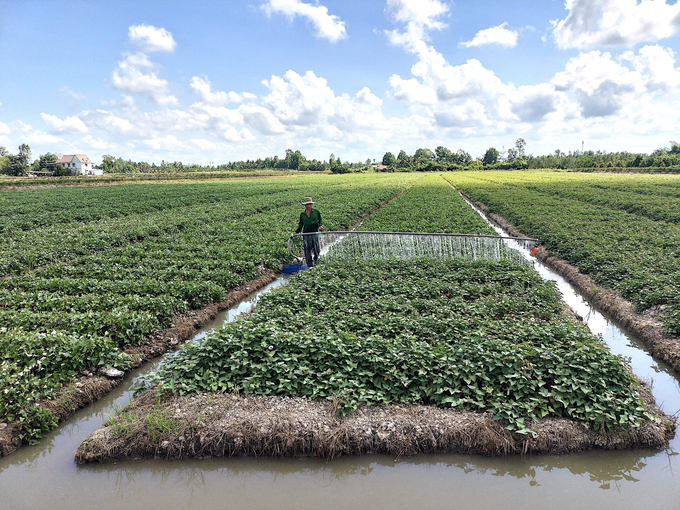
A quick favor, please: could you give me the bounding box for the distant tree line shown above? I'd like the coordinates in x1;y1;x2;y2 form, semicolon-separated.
380;139;528;172
380;139;680;172
2;140;680;178
0;145;78;176
99;149;366;174
524;142;680;170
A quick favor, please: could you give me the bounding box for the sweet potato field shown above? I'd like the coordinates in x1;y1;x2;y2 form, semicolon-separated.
140;174;651;433
444;171;680;335
0;173;419;440
145;258;648;432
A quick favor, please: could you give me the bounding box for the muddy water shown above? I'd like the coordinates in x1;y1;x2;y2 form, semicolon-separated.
2;240;680;509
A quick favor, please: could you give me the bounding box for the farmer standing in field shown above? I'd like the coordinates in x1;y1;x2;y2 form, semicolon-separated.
293;197;323;267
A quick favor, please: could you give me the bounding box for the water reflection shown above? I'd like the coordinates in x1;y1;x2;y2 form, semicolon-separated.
63;448;662;496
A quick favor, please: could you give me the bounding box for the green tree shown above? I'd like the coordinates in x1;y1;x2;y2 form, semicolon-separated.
413;148;434;165
482;147;499;165
506;148;518;162
454;149;472;165
514;138;526;157
5;144;31;176
284;149;304;170
396;150;411;168
435;146;453;163
0;146;8;157
38;153;58;170
382;151;396;166
101;155;117;173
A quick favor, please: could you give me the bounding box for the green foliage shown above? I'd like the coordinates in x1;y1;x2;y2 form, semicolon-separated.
483;147;499;165
446;170;680;336
0;173;421;440
359;173;495;234
382;151;397;167
145;259;648;431
397;150;411;168
3;144;32;176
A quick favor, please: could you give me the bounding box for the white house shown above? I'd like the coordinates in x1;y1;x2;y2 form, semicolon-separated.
55;154;103;176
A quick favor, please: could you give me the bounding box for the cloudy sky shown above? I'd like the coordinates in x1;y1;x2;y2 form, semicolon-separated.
2;0;680;164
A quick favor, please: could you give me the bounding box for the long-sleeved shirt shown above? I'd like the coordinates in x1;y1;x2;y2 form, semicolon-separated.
295;209;322;233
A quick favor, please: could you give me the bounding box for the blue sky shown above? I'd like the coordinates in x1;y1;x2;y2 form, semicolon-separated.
2;0;680;164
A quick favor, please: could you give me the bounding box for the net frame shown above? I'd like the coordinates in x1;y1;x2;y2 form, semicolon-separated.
288;231;538;266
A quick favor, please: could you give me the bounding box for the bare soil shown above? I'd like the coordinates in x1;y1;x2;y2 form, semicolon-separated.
75;380;674;463
0;270;278;458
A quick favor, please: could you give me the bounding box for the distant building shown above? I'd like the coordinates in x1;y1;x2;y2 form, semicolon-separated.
55;154;103;176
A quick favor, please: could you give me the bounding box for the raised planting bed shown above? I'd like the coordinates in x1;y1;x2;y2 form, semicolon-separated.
76;258;675;462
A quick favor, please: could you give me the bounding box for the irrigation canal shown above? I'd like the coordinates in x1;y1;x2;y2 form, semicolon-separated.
1;210;680;510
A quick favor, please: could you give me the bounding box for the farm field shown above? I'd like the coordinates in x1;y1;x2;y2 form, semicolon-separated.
357;173;495;234
142;257;648;431
0;173;419;442
80;172;669;461
444;171;680;337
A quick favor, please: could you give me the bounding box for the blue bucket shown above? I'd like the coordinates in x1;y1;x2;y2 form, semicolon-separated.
282;264;309;274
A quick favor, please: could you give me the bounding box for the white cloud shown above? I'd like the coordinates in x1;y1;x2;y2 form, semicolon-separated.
0;121;10;135
552;50;641;117
384;0;449;54
552;0;680;50
382;0;680;150
81;135;116;149
110;52;178;106
222;127;256;142
40;113;89;134
144;134;184;150
58;86;86;101
16;121;65;145
82;109;136;135
128;24;177;53
509;84;560;123
238;104;286;135
189;77;248;105
262;0;347;42
261;70;336;125
622;44;680;92
459;22;519;48
189;138;217;151
385;0;448;30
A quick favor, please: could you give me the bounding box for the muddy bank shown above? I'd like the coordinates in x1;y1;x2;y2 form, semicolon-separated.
75;380;674;463
0;271;278;458
463;194;680;378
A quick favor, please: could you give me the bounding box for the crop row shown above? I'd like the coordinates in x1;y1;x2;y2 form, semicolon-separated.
489;171;680;224
142;173;648;432
145;258;648;431
0;173;420;440
358;173;495;234
445;171;680;335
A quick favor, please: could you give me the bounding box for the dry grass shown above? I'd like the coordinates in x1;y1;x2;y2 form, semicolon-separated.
75;383;674;464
